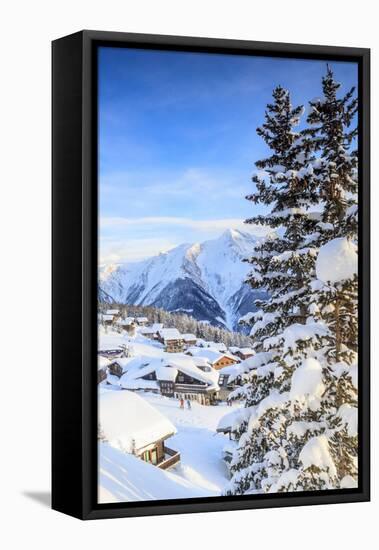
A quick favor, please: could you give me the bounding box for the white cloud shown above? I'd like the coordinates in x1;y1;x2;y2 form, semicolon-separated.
99;236;178;264
100;216;266;234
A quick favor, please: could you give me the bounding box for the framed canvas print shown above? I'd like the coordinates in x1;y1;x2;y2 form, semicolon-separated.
52;30;370;520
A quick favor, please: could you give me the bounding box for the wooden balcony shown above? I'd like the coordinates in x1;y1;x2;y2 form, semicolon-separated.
158;446;181;470
174;383;207;393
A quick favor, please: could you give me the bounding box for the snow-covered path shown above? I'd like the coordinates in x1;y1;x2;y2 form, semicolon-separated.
143;394;238;495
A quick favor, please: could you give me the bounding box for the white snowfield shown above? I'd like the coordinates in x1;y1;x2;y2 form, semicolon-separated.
99;443;211;503
99;393;238;502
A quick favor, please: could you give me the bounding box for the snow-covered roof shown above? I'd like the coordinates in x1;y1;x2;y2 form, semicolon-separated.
164;355;219;390
98;356;111;370
106;373;121;386
119;353;219;392
238;348;254;355
218;364;242;377
121;378;160;391
192;356;210;368
102;314;114;321
136;317;148;322
109;357;133;372
204;341;227;352
140;327;156;334
119;317;135;325
181;333;197;341
99;390;176;453
186;347;239;365
158;328;182;341
156;366;178;382
216;407;250;432
106;309;119;315
141;323;164;334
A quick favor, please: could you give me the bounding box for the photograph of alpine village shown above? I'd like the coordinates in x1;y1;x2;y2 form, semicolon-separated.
97;47;358;503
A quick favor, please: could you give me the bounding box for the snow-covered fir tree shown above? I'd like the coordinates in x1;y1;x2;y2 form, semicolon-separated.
302;67;358;486
225;71;358;495
225;85;324;494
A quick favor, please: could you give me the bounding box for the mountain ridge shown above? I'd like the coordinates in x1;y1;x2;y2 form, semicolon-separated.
99;228;269;331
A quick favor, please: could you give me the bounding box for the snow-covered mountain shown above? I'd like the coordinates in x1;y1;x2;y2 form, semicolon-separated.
99;229;268;331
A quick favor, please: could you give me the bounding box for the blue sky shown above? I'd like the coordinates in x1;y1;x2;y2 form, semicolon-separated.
98;47;357;264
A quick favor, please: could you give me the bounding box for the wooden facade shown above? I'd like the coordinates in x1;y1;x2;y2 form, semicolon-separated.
234;350;254;361
158;371;217;405
108;360;123;377
124;324;136;336
98;348;126;360
97;367;107;384
137;438;180;470
164;339;184;353
212;355;240;370
217;372;239;401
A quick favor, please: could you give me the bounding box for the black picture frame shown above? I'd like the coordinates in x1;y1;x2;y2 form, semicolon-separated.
52;30;370;520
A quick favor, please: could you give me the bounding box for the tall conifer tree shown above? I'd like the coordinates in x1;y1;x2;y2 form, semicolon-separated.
225;70;358;494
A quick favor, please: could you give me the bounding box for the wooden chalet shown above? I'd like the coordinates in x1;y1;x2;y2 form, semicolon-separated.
217;372;238;400
97;356;110;384
108;357;131;378
105;308;121;318
229;347;255;361
181;333;197;348
157;328;184;353
140;323;164;340
212;354;240;370
98;344;127;360
185;347;240;370
101;313;114;326
99;390;180;470
135;316;148;326
118;317;136;335
216;363;243;400
120;356;220;406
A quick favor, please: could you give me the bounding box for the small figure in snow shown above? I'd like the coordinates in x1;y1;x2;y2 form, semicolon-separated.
186;399;191;410
179;398;184;409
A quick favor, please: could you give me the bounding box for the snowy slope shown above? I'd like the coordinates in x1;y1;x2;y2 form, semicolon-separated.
99;229;269;330
99;442;212;503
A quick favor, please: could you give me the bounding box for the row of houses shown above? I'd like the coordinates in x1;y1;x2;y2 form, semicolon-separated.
99;311;255;360
98;349;248;405
98;313;255;403
99;309;149;330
